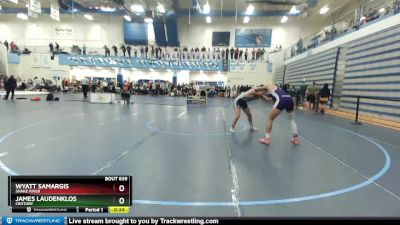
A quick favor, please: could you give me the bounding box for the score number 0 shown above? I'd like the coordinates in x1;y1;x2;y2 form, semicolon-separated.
118;184;126;205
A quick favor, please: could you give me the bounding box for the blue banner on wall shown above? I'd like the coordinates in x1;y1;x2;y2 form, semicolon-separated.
235;29;272;47
124;22;148;45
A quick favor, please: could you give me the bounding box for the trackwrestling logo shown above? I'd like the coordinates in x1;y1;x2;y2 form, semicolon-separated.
2;217;65;225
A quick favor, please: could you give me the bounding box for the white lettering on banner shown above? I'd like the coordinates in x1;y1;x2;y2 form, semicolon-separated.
29;0;41;13
50;3;60;21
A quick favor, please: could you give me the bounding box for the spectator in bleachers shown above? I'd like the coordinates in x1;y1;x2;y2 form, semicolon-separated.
121;44;126;57
234;48;239;60
10;41;21;55
83;44;87;56
112;45;118;56
151;46;155;58
104;45;111;57
256;48;261;60
127;45;132;58
133;46;138;58
245;49;248;61
140;46;144;57
55;42;60;52
155;47;160;59
331;25;337;40
145;46;149;58
49;42;54;54
297;38;303;54
230;47;234;60
4;40;9;51
261;48;266;61
251;49;256;60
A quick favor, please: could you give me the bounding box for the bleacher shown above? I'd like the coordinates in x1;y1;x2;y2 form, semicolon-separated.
273;66;285;85
340;24;400;122
284;48;339;91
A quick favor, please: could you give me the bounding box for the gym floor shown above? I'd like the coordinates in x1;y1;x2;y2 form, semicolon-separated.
0;95;399;217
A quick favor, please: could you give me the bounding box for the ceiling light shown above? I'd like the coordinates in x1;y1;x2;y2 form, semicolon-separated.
281;16;288;23
379;7;385;13
319;5;329;14
206;16;211;23
124;15;131;21
157;3;165;13
0;5;2;10
84;14;93;20
100;6;116;12
243;16;250;24
131;4;144;13
144;18;153;23
203;2;210;14
246;4;254;15
167;69;172;72
150;68;155;72
289;5;299;14
17;13;28;20
360;16;366;21
132;68;137;71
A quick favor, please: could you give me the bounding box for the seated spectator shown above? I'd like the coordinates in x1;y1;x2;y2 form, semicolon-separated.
121;84;131;104
10;41;21;55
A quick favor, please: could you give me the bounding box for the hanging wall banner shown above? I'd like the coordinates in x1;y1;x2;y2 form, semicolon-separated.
50;3;60;21
29;0;41;14
235;29;272;47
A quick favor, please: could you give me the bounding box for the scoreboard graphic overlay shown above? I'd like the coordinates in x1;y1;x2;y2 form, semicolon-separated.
8;176;132;213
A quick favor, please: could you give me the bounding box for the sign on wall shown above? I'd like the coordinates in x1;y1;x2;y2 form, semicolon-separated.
50;3;60;21
237;62;245;71
54;25;73;37
32;54;51;68
229;61;237;72
235;29;272;47
29;0;41;14
248;63;257;72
